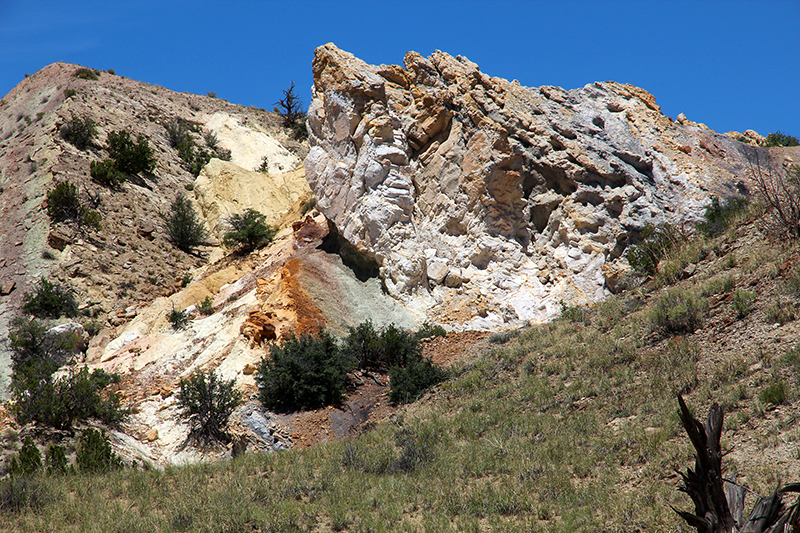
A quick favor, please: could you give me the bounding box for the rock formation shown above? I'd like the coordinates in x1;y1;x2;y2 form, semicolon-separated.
305;44;758;328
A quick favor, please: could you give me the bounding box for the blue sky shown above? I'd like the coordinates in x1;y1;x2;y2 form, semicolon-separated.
1;0;797;137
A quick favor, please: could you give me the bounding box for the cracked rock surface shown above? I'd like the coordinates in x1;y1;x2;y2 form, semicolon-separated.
305;43;759;328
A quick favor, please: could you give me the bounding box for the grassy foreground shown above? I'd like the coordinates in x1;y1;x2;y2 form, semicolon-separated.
4;209;800;532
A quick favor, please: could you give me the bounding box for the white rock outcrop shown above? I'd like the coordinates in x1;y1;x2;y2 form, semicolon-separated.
305;44;755;328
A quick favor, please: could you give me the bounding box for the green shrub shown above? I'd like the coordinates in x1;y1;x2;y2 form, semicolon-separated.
81;209;102;230
559;301;588;323
626;223;679;276
106;130;155;175
764;131;800;148
46;181;81;223
12;365;125;430
256;331;355;411
7;437;42;477
22;278;77;318
164;118;217;176
76;428;123;473
168;306;188;330
90;158;125;188
63;89;77;99
223;208;277;253
415;322;447;341
73;68;98;80
163;194;208;253
8;316;79;375
177;371;243;444
759;379;787;406
697;196;749;237
60;114;96;150
732;290;756;318
380;324;423;369
389;358;447;405
650;288;707;334
45;444;69;475
198;296;214;316
341;320;385;370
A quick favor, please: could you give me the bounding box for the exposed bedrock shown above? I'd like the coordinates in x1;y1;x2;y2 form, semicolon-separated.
305;43;757;328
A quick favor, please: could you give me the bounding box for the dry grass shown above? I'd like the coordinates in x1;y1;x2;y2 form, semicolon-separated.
3;212;800;532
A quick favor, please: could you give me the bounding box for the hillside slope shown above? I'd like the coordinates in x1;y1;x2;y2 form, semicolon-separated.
0;63;308;398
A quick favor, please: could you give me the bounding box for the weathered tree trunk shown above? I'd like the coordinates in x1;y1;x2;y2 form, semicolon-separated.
674;395;800;533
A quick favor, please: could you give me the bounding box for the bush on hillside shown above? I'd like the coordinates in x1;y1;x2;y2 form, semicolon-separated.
650;288;707;335
168;306;189;330
45;445;69;475
22;278;78;319
75;428;123;473
625;223;679;276
764;131;800;148
46;181;81;223
256;331;355;411
73;68;99;81
697;196;749;237
177;371;243;444
389;358;447;405
748;148;800;238
12;365;125;430
7;438;42;477
60;114;96;150
162;194;208;253
106;130;155;175
9;317;125;430
90;158;125;188
223;208;276;253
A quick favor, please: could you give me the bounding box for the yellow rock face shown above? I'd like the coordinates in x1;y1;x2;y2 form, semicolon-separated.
194;159;313;238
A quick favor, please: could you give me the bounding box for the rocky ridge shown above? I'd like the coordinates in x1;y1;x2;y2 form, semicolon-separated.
305;44;759;329
0;63;308;398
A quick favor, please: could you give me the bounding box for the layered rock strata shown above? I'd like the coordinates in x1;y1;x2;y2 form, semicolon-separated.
305;44;757;327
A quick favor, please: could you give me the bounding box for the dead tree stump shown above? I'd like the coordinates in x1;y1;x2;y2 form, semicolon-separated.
674;395;800;532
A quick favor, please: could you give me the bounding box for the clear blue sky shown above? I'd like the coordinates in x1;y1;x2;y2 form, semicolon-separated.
1;0;797;137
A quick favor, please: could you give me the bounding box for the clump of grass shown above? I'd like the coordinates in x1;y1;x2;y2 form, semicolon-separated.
732;289;757;318
760;378;787;406
650;288;707;334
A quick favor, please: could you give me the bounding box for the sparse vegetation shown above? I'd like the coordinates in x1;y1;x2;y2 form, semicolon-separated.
732;289;756;318
63;89;76;99
22;278;77;319
222;208;276;253
697;196;749;237
764;130;800;147
45;181;81;223
625;222;679;276
275;81;307;140
162;194;208;253
106;129;155;175
59;114;96;150
197;296;214;315
168;306;189;330
90;158;125;188
164;118;228;176
72;68;99;81
650;287;707;334
748;148;800;238
177;371;243;444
